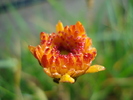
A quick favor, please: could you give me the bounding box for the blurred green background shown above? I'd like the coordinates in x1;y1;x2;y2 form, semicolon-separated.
0;0;133;100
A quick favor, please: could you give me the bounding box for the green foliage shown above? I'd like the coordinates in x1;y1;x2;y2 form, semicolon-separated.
0;0;133;100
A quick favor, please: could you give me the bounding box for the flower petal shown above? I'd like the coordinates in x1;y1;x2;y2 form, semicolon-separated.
59;74;75;83
56;21;64;32
86;65;105;73
28;45;35;54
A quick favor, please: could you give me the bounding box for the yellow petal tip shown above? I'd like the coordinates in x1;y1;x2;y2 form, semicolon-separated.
59;74;75;83
28;45;35;54
86;65;105;73
56;20;64;32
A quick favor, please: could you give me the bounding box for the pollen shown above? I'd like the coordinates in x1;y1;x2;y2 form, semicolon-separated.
28;21;105;83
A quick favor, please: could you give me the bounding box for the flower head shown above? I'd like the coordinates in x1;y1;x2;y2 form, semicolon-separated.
28;21;105;83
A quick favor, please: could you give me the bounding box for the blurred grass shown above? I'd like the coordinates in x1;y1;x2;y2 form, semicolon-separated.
0;0;133;100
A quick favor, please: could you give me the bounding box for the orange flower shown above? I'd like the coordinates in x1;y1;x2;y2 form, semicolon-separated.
28;21;105;83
